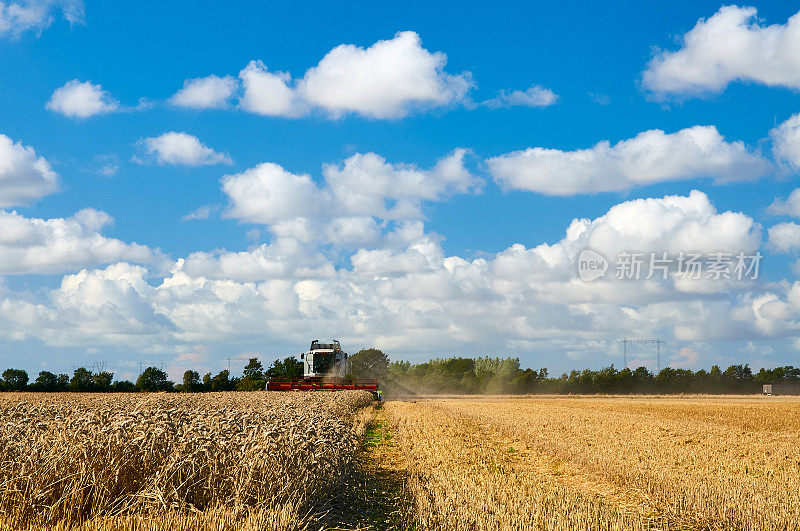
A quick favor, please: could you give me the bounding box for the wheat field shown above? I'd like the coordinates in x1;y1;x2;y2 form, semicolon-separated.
381;396;800;531
0;391;374;530
3;393;797;530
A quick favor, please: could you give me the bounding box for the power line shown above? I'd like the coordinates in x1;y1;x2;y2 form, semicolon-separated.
71;361;108;373
618;337;666;371
137;362;166;378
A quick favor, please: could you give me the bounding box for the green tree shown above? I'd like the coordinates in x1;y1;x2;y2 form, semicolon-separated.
70;367;94;392
243;358;264;380
631;366;654;393
510;367;548;393
655;367;694;393
92;371;114;392
616;368;634;394
594;366;619;393
112;380;136;392
349;348;389;379
32;371;59;392
56;374;70;391
267;357;303;379
708;365;723;393
239;358;267;391
210;369;234;391
136;367;173;392
722;364;755;393
756;366;800;387
182;370;201;392
2;368;29;391
32;371;69;392
692;369;711;393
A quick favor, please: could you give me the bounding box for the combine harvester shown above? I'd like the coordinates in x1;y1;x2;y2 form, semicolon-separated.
266;340;380;396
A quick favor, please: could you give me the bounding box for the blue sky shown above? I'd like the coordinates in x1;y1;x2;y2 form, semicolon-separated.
2;1;800;380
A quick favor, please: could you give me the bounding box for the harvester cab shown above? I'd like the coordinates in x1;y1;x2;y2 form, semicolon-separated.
266;340;380;395
302;340;348;378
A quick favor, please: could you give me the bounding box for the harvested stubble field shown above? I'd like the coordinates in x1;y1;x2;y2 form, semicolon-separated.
380;396;800;530
0;391;374;530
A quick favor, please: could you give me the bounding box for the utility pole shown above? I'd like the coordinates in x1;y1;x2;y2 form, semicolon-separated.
618;338;666;371
657;337;662;372
73;361;107;373
620;337;627;367
138;362;165;377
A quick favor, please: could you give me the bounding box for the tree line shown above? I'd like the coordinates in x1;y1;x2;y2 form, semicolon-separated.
348;350;799;395
1;349;797;394
0;357;302;392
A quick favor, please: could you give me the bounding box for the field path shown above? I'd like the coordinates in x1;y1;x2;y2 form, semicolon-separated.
313;405;412;530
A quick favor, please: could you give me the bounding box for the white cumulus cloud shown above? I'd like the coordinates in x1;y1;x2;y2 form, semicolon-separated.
169;74;237;109
767;188;800;218
483;85;558;108
134;132;232;166
643;6;800;97
177;238;334;281
182;205;218;221
487;125;769;196
324;217;381;246
50;263;173;347
323;148;480;220
238;60;304;117
171;31;474;120
222;149;480;230
0;190;780;361
46;80;119;118
0;0;83;39
576;190;760;259
771;113;800;169
0;209;156;274
768;222;800;253
298;31;472;119
0;133;59;207
221;162;324;225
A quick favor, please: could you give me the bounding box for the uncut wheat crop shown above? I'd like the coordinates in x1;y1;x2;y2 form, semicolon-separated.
0;391;374;530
